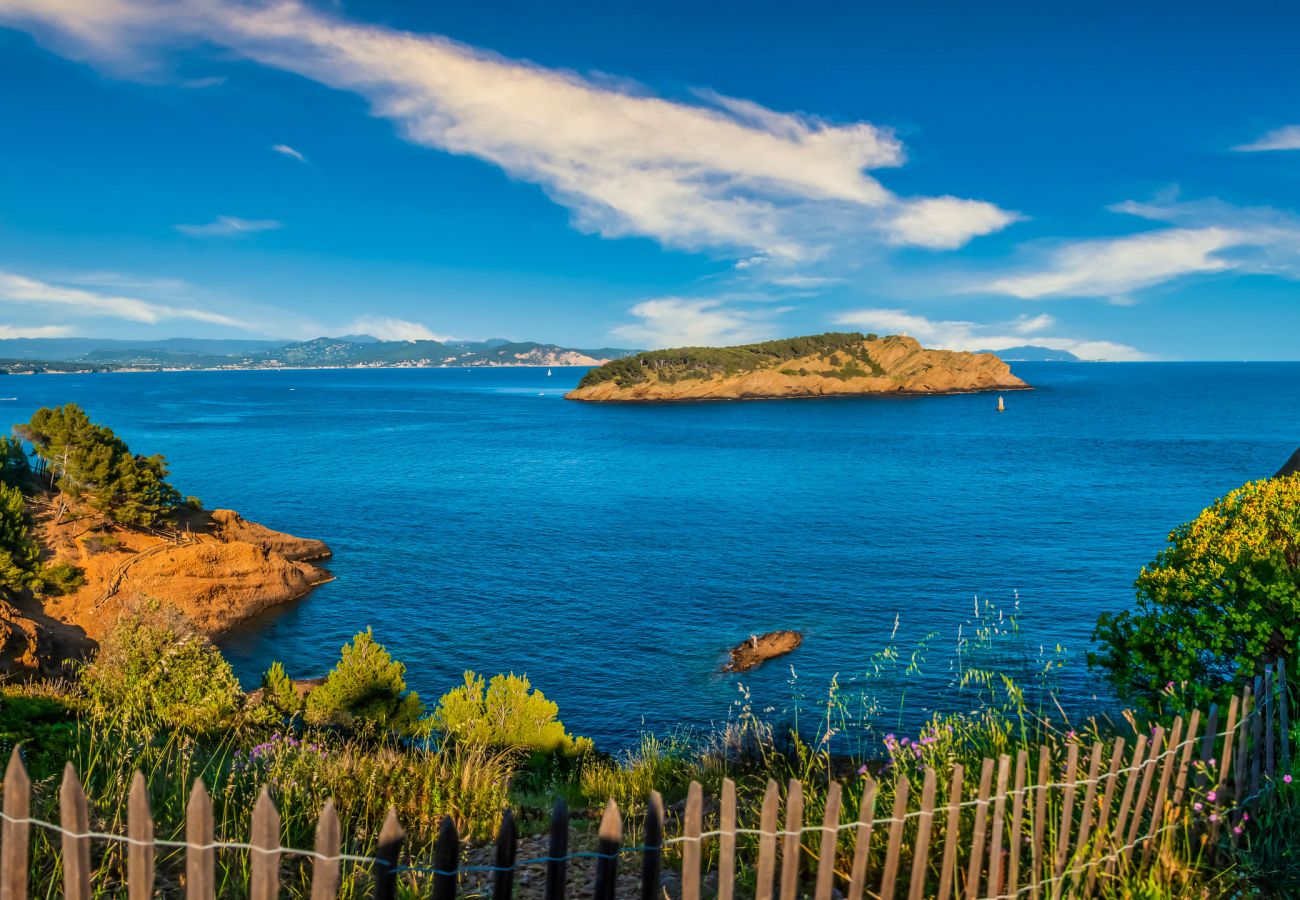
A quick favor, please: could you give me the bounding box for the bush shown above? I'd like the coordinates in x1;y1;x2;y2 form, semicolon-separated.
260;660;301;717
304;628;424;735
40;560;85;595
1092;474;1300;708
80;608;242;732
433;671;572;753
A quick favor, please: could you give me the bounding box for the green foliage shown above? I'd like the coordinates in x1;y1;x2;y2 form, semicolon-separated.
38;559;85;595
577;332;884;388
80;608;242;733
261;661;302;718
0;481;40;592
433;670;572;752
17;403;182;526
1092;474;1300;709
304;628;424;735
0;436;30;489
0;685;81;780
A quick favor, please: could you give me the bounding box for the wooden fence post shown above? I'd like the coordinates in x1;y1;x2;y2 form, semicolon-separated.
814;781;842;900
986;756;1010;897
878;775;909;900
250;786;282;900
683;781;703;900
493;808;517;900
964;758;994;900
907;769;937;900
128;771;155;900
755;780;779;900
186;779;215;900
1142;718;1183;867
641;793;663;900
1195;704;1218;792
846;779;877;900
1029;745;1050;898
1264;666;1276;778
432;815;459;900
59;764;91;900
1006;751;1028;897
1084;737;1125;897
0;748;30;900
1251;675;1264;799
1050;742;1079;891
718;779;737;900
1278;659;1291;773
779;779;803;900
1065;742;1104;892
373;808;404;900
545;798;569;900
311;799;341;900
936;764;963;900
1172;710;1201;807
1105;734;1147;877
1121;726;1163;866
592;800;621;900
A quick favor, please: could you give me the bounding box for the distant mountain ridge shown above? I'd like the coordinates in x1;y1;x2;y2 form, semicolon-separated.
974;345;1082;362
0;335;639;372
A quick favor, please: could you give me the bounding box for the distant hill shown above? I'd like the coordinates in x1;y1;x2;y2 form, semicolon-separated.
975;345;1081;362
0;336;639;373
567;332;1028;402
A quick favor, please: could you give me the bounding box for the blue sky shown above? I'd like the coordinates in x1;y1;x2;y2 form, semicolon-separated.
1;1;1299;359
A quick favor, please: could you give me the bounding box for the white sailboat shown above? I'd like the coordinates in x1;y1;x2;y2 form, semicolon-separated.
547;368;552;376
997;395;1005;412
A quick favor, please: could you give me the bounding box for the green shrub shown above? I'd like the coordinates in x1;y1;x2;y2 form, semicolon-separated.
433;671;572;753
1092;474;1300;709
304;628;424;735
39;559;85;595
80;608;242;732
260;660;302;717
0;482;40;591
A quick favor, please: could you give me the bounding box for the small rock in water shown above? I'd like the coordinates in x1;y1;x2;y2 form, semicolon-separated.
723;630;804;673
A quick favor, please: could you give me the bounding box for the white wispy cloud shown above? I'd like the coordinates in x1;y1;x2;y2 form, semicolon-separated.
345;316;453;342
981;196;1300;301
272;143;307;163
0;0;1017;262
986;227;1242;300
0;324;74;338
175;215;284;237
1233;125;1300;152
612;297;785;348
833;308;1146;361
0;269;254;327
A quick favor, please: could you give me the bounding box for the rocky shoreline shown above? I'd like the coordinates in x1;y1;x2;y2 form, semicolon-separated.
0;501;332;676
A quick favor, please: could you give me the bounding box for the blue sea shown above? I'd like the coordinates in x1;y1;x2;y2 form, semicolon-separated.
8;363;1298;747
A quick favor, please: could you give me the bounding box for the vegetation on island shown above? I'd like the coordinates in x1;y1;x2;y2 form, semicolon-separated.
576;331;886;388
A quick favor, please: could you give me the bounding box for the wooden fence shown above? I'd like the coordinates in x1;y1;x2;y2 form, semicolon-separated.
0;662;1291;899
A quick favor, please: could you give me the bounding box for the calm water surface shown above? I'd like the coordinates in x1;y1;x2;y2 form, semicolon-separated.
9;363;1298;746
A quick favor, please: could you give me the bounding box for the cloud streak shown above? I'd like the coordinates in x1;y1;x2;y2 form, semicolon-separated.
0;269;254;327
833;308;1145;361
0;0;1017;263
346;316;453;342
272;143;307;162
1233;125;1300;152
175;215;284;237
612;297;786;348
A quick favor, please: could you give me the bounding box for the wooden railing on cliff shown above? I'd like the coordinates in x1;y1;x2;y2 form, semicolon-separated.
0;662;1292;899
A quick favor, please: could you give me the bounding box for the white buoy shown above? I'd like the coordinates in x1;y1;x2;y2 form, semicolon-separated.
997;395;1005;412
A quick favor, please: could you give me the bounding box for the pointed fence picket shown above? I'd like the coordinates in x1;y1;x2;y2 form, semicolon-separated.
0;682;1291;900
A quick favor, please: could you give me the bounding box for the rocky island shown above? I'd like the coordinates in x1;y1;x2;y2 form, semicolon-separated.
0;404;331;675
565;332;1027;402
